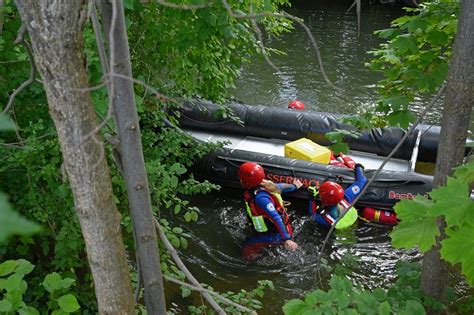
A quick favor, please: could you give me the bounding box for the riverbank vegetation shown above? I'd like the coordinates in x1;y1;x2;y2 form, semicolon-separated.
1;0;472;314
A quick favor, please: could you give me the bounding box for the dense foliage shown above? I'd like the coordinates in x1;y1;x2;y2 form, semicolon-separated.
0;0;292;312
127;0;292;102
391;161;474;286
283;262;428;315
368;0;459;128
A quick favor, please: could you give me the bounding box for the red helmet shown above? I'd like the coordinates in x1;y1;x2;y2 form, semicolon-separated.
238;162;265;189
319;181;344;206
288;100;305;110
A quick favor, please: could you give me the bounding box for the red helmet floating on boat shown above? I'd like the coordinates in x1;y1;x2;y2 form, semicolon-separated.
319;181;344;206
238;162;265;189
288;100;305;110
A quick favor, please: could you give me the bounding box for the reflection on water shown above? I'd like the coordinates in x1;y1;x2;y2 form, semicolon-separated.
165;189;421;314
232;0;443;124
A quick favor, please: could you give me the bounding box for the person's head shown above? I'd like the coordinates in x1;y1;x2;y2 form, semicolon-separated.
288;100;305;110
319;181;344;206
238;162;265;189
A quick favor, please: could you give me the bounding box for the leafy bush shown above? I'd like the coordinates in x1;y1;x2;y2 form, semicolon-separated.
391;161;474;286
0;259;80;314
283;262;426;315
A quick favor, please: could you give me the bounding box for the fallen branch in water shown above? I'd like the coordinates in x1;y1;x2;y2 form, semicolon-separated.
154;218;257;315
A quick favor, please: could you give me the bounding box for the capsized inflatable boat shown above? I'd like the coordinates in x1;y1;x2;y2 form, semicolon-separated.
178;101;436;210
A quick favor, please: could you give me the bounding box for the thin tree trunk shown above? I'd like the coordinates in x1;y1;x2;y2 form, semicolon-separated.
421;0;474;310
96;0;167;313
14;1;135;313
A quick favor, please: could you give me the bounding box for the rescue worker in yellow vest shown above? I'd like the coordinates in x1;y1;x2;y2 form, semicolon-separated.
308;163;367;229
238;162;302;259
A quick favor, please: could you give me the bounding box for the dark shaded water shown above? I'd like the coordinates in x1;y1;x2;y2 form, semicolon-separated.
167;189;420;314
169;1;453;313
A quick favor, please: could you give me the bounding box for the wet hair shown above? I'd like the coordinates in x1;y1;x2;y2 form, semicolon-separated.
260;179;281;193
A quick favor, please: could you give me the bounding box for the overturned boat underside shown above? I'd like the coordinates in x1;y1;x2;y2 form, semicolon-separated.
187;129;434;210
177;101;440;210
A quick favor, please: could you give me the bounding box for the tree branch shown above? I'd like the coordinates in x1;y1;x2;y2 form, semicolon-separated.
163;275;257;315
2;24;36;115
220;0;336;89
154;219;227;315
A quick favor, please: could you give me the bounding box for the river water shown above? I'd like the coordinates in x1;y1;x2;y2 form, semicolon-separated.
170;1;438;313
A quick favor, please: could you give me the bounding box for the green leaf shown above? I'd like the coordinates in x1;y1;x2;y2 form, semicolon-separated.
4;273;22;292
283;299;311;315
384;95;409;111
57;294;80;313
123;0;134;10
430;61;448;85
391;197;439;252
59;278;75;289
429;163;474;226
170;176;178;188
372;288;386;302
15;259;34;275
405;18;428;33
170;236;180;248
337;294;350;309
339;309;358;315
426;29;448;45
387;110;415;129
0;300;12;312
304;291;318;306
329;142;350;155
43;272;62;293
0;193;42;244
0;260;18;277
440;224;474;286
19;306;40;315
392;35;418;54
0;114;16;131
172;227;183;234
402;300;425;314
377;28;400;39
184;212;192;222
378;301;391;315
180;236;188;249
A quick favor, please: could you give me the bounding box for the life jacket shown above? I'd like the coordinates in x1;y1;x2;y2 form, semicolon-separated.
359;207;398;225
308;186;358;229
244;188;293;235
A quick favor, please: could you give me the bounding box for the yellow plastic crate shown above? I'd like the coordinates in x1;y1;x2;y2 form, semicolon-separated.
284;138;331;164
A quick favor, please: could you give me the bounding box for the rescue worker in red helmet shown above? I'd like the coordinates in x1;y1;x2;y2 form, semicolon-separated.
288;100;305;110
308;163;367;228
238;162;301;259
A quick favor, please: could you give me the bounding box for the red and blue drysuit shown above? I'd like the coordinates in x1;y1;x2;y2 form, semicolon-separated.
309;165;367;227
242;183;298;259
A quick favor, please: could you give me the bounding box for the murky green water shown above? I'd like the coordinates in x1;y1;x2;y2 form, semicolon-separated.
231;0;442;124
168;1;456;313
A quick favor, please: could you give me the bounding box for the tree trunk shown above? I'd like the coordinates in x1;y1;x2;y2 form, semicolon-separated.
96;0;167;313
421;0;474;310
14;1;135;313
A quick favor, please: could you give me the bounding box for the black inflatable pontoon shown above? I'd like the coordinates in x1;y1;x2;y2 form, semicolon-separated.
180;101;441;162
178;101;436;210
